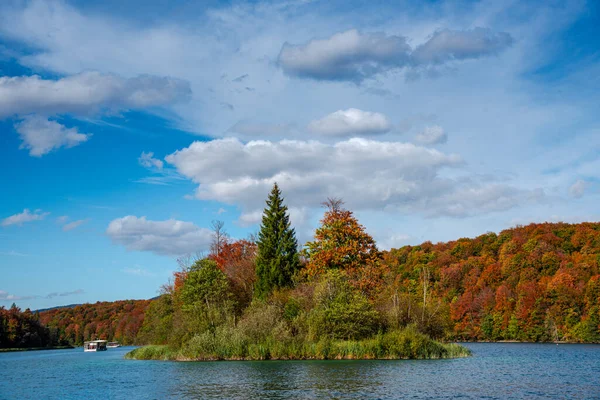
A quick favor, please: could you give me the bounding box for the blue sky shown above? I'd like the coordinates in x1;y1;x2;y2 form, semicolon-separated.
1;0;599;310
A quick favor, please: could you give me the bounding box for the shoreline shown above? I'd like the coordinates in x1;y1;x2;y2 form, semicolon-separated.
0;345;75;353
458;340;600;344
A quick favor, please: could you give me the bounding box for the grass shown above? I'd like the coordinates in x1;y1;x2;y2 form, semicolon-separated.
125;326;472;361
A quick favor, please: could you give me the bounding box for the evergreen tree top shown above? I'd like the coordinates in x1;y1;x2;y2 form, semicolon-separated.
255;182;300;299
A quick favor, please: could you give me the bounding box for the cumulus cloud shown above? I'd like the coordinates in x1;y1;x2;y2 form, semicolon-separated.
411;28;514;65
138;151;164;169
569;179;587;198
165;138;537;219
2;209;49;227
106;216;212;256
14;116;91;156
0;72;191;118
308;108;391;136
414;125;447;145
278;28;513;82
279;29;411;82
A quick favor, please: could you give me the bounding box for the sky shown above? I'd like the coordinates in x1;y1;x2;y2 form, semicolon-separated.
1;0;599;310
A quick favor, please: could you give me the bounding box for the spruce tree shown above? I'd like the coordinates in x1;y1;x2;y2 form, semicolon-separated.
255;183;300;299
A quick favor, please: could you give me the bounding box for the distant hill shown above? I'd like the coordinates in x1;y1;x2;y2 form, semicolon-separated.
34;304;80;313
384;222;600;342
38;299;152;345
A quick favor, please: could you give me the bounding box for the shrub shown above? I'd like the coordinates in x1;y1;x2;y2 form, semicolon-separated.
308;271;380;340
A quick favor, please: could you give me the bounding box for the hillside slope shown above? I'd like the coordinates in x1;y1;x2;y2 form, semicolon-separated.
38;299;151;345
384;222;600;342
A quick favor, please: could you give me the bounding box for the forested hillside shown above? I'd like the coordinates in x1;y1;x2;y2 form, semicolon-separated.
5;219;599;351
0;304;69;349
38;300;151;345
384;222;600;342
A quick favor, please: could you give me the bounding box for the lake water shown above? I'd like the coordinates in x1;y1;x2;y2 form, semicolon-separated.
1;343;599;399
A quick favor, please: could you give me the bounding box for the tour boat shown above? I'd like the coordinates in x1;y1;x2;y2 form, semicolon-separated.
83;340;108;352
107;342;121;348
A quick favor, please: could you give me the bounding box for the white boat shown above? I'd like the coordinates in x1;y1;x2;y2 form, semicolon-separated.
83;340;108;352
107;342;121;348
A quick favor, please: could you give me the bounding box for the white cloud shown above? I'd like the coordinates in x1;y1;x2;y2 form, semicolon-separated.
278;29;411;82
106;215;213;256
2;209;49;227
0;288;83;302
238;210;264;227
411;28;514;65
278;28;513;82
45;289;84;299
135;158;185;185
0;290;34;302
569;179;587;198
165;138;538;219
308;108;391;136
56;216;69;224
0;72;191;118
138;151;164;169
414;125;447;145
62;219;87;232
15;116;91;156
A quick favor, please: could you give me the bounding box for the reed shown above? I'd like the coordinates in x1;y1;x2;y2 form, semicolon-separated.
126;326;471;361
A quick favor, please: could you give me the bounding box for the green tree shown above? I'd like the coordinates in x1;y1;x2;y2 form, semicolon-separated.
308;271;380;340
137;294;174;345
180;259;233;336
255;183;300;299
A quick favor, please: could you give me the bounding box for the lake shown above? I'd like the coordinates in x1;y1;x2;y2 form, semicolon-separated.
1;343;599;399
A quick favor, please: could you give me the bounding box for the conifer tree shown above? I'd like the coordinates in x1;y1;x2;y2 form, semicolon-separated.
255;183;300;299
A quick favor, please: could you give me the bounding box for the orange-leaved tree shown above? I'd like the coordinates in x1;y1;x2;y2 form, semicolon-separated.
303;198;384;294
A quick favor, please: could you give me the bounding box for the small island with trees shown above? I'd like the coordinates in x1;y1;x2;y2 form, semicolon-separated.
126;184;471;361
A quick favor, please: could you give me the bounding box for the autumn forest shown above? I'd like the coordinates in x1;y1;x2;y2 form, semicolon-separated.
2;184;599;355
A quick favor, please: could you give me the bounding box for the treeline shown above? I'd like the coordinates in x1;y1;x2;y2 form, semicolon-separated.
11;187;598;352
131;186;469;361
137;187;600;352
38;300;151;345
385;222;600;342
0;304;68;349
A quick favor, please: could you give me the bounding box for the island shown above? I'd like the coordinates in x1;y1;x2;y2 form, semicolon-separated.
126;185;471;361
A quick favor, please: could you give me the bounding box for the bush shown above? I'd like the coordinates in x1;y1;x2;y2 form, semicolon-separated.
308;271;380;340
237;301;283;342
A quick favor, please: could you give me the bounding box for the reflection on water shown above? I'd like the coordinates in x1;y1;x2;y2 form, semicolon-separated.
1;344;600;399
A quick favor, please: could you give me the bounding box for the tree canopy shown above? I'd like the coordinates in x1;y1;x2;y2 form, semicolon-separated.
254;183;300;299
304;198;383;294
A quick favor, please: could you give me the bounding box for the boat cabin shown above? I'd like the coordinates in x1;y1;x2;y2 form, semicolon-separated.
84;340;108;352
